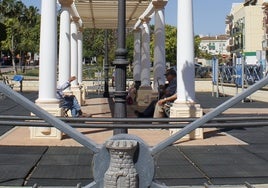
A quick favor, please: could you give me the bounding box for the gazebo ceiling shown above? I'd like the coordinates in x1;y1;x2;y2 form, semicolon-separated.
74;0;151;29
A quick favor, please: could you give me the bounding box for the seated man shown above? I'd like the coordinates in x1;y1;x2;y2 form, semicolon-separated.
56;76;89;117
135;68;177;118
153;93;177;118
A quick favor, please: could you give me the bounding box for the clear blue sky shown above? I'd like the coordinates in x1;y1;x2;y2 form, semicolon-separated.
22;0;243;36
165;0;243;36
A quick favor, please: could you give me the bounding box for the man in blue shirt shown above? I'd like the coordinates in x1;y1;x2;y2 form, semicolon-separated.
135;69;177;118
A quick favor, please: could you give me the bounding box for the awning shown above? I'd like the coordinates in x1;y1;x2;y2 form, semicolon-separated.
74;0;151;29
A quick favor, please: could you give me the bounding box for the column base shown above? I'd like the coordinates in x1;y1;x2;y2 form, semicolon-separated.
30;102;63;139
71;86;82;105
169;102;203;140
136;86;158;106
80;85;86;106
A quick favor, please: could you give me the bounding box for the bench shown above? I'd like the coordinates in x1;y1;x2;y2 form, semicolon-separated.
1;75;24;92
164;102;173;117
12;75;24;92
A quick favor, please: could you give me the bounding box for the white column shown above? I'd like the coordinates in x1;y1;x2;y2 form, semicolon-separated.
137;18;157;106
37;0;58;103
133;29;141;83
70;18;79;87
169;0;203;139
176;0;195;103
58;0;73;86
140;18;151;87
153;0;167;91
77;29;83;84
32;0;62;139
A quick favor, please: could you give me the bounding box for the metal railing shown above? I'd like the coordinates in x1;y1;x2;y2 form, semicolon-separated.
219;65;263;85
1;115;268;129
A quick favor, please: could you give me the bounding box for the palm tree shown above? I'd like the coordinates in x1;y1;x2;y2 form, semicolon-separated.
0;0;17;18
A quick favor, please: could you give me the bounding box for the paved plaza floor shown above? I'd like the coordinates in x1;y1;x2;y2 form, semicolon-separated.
0;89;268;187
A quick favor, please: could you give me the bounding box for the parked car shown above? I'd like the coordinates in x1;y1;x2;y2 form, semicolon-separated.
171;64;210;78
195;63;209;78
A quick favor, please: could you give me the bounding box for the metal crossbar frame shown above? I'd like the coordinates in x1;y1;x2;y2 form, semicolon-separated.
1;75;268;186
151;75;268;156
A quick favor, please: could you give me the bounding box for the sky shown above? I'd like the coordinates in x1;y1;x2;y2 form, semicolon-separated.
21;0;244;36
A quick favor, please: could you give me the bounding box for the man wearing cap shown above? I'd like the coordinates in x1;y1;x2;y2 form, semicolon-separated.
135;68;177;118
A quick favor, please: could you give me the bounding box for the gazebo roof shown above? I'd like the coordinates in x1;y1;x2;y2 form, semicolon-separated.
74;0;151;29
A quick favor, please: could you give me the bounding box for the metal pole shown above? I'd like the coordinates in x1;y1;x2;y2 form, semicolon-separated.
113;0;128;134
103;29;109;98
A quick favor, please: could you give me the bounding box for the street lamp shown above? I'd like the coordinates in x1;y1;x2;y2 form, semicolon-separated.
113;0;128;135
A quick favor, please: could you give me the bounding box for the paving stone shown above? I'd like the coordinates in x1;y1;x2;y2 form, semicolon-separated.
45;146;93;155
241;144;268;154
0;154;42;165
0;126;14;136
155;146;190;166
38;154;93;166
185;152;268;166
155;164;205;179
200;163;268;178
154;178;209;186
0;179;24;186
178;146;247;155
211;177;268;185
0;165;33;179
229;127;268;144
0;146;47;154
25;178;93;186
30;165;93;179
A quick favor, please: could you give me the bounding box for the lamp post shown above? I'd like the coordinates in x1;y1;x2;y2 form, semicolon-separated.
113;0;128;135
103;29;109;98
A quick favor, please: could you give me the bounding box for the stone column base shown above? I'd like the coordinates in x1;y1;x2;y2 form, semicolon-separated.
136;86;158;106
30;102;63;139
71;86;82;105
169;102;203;140
80;85;86;106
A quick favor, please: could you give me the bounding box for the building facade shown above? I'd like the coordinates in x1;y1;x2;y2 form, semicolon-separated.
226;0;264;65
199;35;229;57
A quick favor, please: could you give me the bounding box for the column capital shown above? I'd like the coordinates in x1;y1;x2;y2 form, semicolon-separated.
152;0;168;9
133;28;141;32
78;27;84;33
140;17;151;24
71;16;80;23
58;0;73;7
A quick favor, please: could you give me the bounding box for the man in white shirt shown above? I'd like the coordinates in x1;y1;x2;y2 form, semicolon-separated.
56;76;88;117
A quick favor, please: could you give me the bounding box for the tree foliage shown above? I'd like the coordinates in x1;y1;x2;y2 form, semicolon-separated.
0;0;40;58
148;24;177;66
83;28;117;66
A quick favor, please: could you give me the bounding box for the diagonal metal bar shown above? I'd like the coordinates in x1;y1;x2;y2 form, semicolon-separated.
151;76;268;156
0;83;100;154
